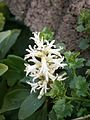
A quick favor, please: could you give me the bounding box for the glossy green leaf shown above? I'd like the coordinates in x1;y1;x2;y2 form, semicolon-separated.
18;93;45;120
2;55;25;86
3;55;25;70
5;70;24;87
12;27;32;56
0;29;20;59
0;63;8;76
25;103;47;120
0;89;29;113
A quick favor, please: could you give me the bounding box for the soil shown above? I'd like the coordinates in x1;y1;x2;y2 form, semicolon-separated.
4;0;90;59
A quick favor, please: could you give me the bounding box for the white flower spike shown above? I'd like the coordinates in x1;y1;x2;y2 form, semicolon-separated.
24;32;67;99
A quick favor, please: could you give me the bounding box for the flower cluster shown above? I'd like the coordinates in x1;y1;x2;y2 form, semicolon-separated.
24;32;67;99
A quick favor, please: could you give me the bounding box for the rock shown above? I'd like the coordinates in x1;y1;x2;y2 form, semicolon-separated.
4;0;89;53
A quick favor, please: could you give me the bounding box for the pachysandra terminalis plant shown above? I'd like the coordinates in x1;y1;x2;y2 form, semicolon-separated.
24;32;67;99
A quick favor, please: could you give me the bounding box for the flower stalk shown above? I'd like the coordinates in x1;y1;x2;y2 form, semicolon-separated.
24;32;67;99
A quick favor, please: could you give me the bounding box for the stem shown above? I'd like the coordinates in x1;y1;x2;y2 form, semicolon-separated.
65;96;90;102
73;68;76;77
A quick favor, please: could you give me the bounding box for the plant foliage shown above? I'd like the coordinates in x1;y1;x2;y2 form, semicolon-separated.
0;1;90;120
77;9;90;50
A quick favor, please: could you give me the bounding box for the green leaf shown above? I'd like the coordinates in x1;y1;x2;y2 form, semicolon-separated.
0;89;29;113
20;76;33;84
64;51;85;69
40;27;54;41
56;42;66;53
77;9;90;33
79;38;90;50
18;93;45;120
53;98;73;120
2;55;25;86
64;51;80;62
46;81;65;99
3;55;25;70
0;12;5;31
0;63;8;76
12;27;32;56
0;29;21;59
25;103;47;120
70;76;88;97
74;58;85;69
5;70;24;86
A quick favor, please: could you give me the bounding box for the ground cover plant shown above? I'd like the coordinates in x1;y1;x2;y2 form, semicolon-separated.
0;1;90;120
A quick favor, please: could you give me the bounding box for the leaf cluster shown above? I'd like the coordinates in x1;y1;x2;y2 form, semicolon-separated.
40;27;54;41
77;9;90;33
77;9;90;50
47;51;90;120
0;1;46;120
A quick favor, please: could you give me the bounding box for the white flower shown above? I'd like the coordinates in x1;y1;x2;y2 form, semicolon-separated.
24;32;67;99
26;80;49;99
57;72;68;81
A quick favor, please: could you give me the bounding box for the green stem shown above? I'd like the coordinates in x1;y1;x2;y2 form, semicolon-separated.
73;68;76;77
65;96;90;102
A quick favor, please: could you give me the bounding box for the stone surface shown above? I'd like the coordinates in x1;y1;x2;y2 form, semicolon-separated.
4;0;90;58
